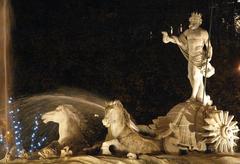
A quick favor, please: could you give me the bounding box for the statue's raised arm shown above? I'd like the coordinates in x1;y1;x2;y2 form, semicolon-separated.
162;31;185;48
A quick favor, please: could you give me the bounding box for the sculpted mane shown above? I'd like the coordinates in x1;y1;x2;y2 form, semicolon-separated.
60;104;83;128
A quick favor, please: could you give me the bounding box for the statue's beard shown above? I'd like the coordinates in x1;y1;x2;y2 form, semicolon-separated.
189;23;199;30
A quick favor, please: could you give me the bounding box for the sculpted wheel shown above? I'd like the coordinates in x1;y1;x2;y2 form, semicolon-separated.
203;110;239;153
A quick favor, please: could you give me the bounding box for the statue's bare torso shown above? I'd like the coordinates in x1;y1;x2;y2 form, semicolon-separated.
185;28;206;54
183;27;209;65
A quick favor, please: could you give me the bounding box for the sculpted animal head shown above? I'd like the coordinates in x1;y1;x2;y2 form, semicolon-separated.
42;104;86;144
102;100;139;137
42;104;82;127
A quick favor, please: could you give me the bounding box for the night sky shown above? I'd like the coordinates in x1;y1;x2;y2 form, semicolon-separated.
10;0;240;123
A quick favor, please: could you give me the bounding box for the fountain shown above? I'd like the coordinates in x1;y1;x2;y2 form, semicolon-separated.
0;0;13;148
0;88;108;160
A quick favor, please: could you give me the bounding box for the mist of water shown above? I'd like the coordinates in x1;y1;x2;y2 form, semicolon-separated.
18;89;107;150
0;88;108;158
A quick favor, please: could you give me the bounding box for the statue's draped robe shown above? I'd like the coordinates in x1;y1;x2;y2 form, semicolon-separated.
178;34;215;78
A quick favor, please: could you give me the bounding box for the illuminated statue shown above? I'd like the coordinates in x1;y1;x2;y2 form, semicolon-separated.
101;100;162;159
162;12;215;105
101;100;239;155
40;104;87;157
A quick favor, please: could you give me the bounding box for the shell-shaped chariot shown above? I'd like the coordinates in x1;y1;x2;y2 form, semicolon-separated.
148;101;239;154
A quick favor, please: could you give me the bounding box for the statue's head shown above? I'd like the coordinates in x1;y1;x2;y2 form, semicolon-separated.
188;12;202;30
102;100;139;137
42;104;82;127
102;100;130;129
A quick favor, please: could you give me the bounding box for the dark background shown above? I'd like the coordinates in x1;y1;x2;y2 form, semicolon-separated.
11;0;240;124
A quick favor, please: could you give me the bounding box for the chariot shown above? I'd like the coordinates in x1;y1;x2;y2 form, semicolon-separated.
149;102;239;154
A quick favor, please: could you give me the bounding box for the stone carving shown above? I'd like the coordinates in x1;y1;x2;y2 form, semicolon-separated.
40;104;88;157
101;100;162;159
149;101;239;154
162;12;215;106
101;100;239;156
203;110;239;153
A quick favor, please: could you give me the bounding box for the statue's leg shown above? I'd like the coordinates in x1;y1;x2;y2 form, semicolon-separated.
196;75;213;105
190;65;202;100
196;75;204;102
101;139;125;155
187;63;197;102
101;139;116;155
187;62;193;87
187;63;194;101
